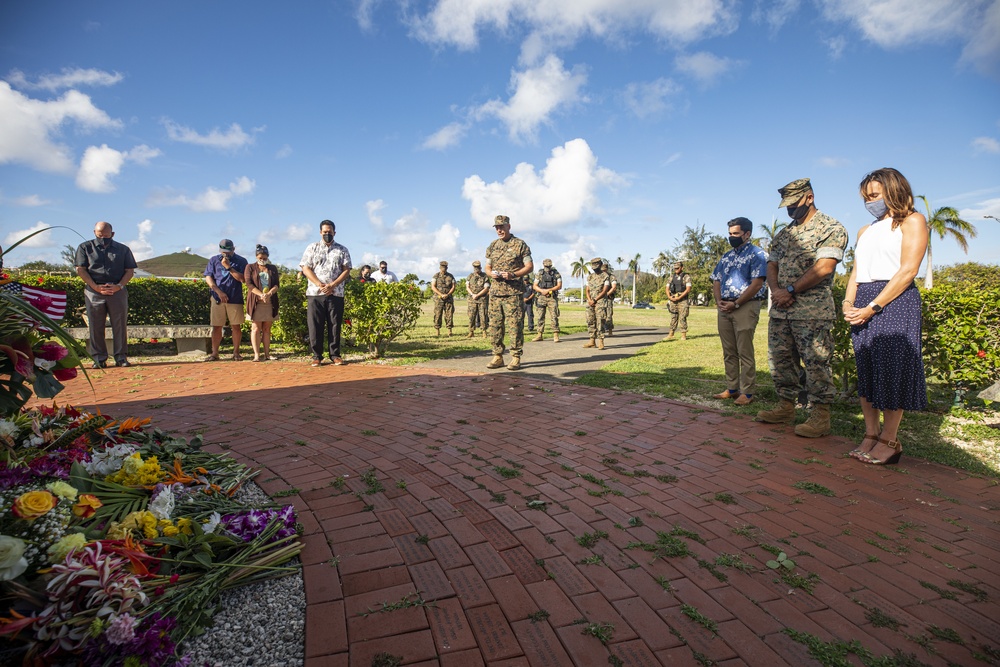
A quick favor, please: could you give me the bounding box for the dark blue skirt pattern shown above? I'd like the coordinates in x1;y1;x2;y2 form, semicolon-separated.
851;281;927;411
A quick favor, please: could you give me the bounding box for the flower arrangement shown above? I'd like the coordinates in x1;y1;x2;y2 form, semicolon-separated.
0;405;303;665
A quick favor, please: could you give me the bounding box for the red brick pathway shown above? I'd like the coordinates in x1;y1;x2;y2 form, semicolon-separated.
51;360;1000;666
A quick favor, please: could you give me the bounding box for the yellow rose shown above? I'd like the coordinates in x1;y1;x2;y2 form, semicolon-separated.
11;490;57;520
46;480;78;501
47;533;88;563
176;518;194;535
72;494;102;519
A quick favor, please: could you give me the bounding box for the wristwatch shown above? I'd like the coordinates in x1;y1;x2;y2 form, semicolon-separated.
868;302;883;314
733;301;741;309
786;284;796;295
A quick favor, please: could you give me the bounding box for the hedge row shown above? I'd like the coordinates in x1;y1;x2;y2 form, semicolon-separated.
11;272;999;390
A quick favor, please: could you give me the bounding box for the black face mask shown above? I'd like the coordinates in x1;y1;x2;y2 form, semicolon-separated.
97;236;112;247
322;233;334;243
786;204;809;221
729;235;745;248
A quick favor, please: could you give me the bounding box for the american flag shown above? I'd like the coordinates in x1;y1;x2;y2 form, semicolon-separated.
0;280;67;322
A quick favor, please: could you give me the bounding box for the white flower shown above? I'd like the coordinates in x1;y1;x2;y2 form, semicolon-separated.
0;420;18;439
34;358;56;371
148;486;175;520
83;444;136;476
202;512;221;535
0;535;29;581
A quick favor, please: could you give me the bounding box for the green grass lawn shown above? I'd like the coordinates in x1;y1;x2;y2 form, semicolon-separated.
127;298;1000;477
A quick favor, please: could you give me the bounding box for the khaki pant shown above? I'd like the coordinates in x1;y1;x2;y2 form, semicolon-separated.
717;300;762;395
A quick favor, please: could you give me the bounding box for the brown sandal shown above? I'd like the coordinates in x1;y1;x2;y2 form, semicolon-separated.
860;437;902;465
849;433;880;460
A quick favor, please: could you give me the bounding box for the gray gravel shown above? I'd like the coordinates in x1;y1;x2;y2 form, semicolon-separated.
181;482;305;667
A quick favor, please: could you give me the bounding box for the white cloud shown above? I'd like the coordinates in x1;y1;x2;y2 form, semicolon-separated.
162;119;262;150
75;143;161;193
421;122;469;151
623;78;681;118
751;0;801;33
476;55;587;143
6;67;124;91
407;0;739;63
123;219;155;261
972;136;1000;154
147;176;255;212
819;0;998;74
366;208;470;277
674;51;742;86
285;224;312;242
0;82;123;173
817;156;850;168
462;138;626;230
662;152;682;166
275;144;293;159
10;194;51;207
958;196;1000;217
825;35;847;59
366;199;387;227
3;221;57;249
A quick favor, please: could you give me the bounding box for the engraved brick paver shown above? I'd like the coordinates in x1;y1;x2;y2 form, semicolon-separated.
51;357;1000;666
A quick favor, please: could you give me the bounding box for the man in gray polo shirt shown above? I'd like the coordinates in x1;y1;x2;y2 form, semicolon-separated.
74;221;138;368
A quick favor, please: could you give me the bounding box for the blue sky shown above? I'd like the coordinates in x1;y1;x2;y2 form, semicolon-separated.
2;1;999;282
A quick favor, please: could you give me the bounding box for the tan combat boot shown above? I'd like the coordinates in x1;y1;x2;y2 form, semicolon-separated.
532;332;543;342
583;337;596;348
552;332;560;343
596;338;605;350
757;399;796;424
680;333;687;341
795;404;832;438
506;356;521;371
448;329;453;337
435;328;440;337
467;331;474;338
486;354;505;369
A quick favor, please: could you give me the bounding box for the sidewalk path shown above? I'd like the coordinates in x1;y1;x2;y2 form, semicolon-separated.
50;355;1000;667
418;327;668;381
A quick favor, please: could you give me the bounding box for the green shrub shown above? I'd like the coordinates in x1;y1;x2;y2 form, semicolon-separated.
344;280;426;358
922;279;1000;390
270;274;309;349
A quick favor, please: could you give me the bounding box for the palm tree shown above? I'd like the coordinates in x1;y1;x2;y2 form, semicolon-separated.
757;218;786;253
917;195;977;289
570;256;590;302
627;253;641;305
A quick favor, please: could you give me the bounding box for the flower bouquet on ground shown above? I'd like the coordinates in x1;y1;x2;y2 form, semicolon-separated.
0;406;303;665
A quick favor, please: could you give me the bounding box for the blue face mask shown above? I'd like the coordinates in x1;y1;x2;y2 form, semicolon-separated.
865;198;888;219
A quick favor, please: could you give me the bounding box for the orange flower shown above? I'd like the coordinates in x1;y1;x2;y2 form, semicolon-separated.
11;490;57;520
72;494;103;519
117;417;151;436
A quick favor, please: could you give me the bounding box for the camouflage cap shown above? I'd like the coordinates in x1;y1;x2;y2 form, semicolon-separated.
778;178;813;207
673;261;683;268
472;260;481;267
590;257;603;265
542;258;552;267
440;260;448;267
494;214;510;226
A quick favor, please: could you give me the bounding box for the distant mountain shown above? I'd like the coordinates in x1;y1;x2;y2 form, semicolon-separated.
137;252;211;278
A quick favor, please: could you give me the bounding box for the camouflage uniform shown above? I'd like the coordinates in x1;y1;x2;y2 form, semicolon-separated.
534;265;561;334
486;235;532;357
586;269;611;341
432;268;456;330
466;267;489;334
667;269;693;335
602;263;617;334
767;210;848;404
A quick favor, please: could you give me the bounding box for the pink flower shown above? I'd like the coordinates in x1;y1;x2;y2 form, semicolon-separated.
35;341;69;362
53;367;78;381
150;338;159;344
1;337;33;377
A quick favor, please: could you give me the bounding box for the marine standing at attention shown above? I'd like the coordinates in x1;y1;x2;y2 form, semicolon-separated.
485;215;533;371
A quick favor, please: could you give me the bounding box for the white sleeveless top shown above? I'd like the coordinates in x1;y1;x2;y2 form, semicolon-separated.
854;218;902;283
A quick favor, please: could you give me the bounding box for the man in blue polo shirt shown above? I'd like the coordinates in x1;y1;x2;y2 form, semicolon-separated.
204;239;248;361
710;217;768;406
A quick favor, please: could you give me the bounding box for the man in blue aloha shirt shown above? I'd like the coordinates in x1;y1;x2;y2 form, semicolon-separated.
710;217;768;405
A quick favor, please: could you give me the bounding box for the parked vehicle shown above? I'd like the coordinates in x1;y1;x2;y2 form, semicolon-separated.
632;302;654;309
